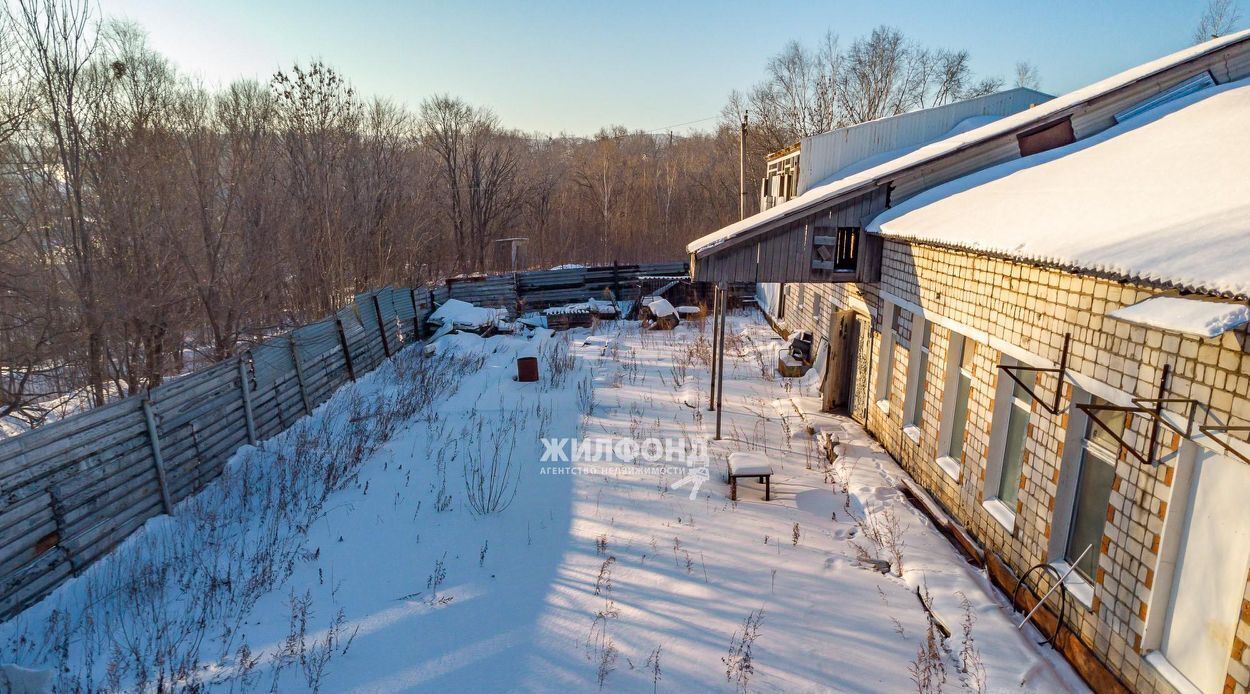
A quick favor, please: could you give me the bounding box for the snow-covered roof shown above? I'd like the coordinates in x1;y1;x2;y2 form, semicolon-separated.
1109;297;1250;338
869;77;1250;298
687;29;1250;256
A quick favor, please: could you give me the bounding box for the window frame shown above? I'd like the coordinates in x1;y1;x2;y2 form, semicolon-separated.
1050;392;1121;591
983;355;1033;530
936;333;975;481
902;315;931;442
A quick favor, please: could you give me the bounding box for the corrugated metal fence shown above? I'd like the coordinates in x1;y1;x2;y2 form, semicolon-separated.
0;261;687;620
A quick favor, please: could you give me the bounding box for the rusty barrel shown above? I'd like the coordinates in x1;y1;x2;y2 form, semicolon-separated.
517;355;539;382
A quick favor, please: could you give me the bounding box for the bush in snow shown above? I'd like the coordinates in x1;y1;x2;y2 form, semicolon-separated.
460;408;522;515
723;608;764;692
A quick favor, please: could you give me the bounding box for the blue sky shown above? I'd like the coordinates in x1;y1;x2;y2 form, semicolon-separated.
100;0;1235;135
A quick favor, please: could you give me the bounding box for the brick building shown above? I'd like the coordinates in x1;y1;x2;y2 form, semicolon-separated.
688;31;1250;694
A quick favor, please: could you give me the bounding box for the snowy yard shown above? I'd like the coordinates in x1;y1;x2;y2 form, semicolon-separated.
1;313;1085;692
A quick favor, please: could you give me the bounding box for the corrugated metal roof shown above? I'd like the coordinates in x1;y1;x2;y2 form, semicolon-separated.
795;88;1052;195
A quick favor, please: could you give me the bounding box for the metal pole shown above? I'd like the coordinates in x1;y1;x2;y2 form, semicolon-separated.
739;112;749;221
708;285;720;411
141;395;173;514
238;354;257;445
715;284;728;439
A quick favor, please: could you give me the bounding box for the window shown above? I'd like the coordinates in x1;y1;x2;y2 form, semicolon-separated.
1016;116;1074;157
907;320;932;429
989;364;1032;511
942;335;975;462
1064;397;1121;580
777;284;786;320
997;379;1033;506
834;227;858;271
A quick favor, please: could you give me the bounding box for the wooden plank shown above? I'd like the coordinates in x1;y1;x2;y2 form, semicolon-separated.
141;397;173;514
0;549;72;619
0;410;147;488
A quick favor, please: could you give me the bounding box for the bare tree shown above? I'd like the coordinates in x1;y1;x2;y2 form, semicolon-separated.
1014;61;1041;90
419;95;521;273
1194;0;1243;42
0;1;747;432
16;0;106;404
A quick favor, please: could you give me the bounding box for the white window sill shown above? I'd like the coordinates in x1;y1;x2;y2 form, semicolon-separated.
935;456;961;482
902;425;921;444
982;498;1016;533
1048;561;1095;608
1143;652;1204;694
874;399;890;415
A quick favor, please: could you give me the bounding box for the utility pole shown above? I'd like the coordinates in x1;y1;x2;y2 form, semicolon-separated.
739;111;749;220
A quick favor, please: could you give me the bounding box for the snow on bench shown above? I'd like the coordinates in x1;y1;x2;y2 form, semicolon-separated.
727;452;774;501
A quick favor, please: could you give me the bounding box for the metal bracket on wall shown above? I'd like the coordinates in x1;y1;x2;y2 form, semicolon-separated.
1197;425;1250;465
1075;365;1200;466
997;333;1071;415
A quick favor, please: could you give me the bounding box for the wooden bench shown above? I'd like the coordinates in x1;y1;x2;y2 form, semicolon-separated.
727;453;774;501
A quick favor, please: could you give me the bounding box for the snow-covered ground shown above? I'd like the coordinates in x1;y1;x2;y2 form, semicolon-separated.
1;313;1085;692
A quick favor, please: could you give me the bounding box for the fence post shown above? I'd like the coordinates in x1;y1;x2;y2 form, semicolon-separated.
141;394;174;514
238;354;257;445
409;288;422;340
336;318;357;382
373;292;392;357
288;335;313;414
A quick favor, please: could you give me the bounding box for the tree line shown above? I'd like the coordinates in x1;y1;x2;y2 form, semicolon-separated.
0;0;1011;429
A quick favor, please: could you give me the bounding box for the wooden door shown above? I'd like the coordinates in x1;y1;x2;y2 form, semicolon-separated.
847;314;873;424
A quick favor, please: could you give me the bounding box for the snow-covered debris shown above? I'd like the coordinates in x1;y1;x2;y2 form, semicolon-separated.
1109;296;1250;338
687;29;1250;255
428;298;509;330
543;298;618;316
869;77;1250;298
646;298;676;318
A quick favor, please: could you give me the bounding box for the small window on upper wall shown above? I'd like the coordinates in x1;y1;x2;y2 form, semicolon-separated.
1017;116;1075;157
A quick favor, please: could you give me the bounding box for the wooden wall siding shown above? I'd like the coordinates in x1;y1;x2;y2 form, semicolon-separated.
0;265;688;621
695;188;889;284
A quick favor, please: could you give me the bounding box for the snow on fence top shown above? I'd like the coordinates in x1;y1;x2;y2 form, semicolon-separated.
686;29;1250;256
1109;296;1250;339
868;77;1250;299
